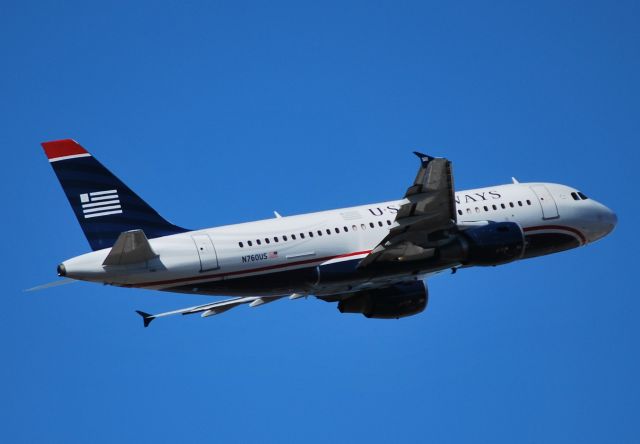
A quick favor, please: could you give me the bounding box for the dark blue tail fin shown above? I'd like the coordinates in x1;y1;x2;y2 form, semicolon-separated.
42;139;188;250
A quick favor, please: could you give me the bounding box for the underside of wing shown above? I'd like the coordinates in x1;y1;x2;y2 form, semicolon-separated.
136;295;284;327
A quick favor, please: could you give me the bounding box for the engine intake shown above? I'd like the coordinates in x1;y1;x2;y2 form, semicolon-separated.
338;281;428;319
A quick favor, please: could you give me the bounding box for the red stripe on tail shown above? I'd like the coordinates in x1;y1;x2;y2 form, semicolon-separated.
41;139;88;160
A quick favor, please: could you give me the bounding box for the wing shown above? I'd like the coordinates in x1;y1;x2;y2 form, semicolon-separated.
135;295;288;327
358;152;457;267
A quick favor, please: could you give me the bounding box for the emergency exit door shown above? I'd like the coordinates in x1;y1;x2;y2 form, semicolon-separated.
530;185;559;220
191;234;220;271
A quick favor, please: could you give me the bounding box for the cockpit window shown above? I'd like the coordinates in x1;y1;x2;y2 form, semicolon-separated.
571;192;580;201
577;192;588;200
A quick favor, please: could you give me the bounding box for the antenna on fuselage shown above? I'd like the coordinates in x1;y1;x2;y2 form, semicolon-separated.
512;177;520;184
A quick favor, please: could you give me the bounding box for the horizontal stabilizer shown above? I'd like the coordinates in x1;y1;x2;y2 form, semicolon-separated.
103;230;157;266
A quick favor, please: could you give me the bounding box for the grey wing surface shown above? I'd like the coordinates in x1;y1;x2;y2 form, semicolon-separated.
359;152;457;267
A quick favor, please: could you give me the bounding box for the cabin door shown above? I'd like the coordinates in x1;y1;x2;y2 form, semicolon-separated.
191;234;220;271
530;185;559;220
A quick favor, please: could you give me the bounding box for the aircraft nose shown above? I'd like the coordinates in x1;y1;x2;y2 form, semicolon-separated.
585;202;617;242
608;208;617;226
603;207;617;234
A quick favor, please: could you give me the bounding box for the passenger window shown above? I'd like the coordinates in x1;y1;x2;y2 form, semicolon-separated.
475;207;480;213
317;230;322;236
369;222;375;228
361;224;366;230
335;227;340;233
509;202;515;208
291;234;297;240
378;221;383;227
256;239;262;245
248;240;253;246
309;232;314;237
501;203;506;209
326;229;331;235
265;238;270;244
518;201;522;206
352;225;357;231
343;226;348;232
526;200;531;205
387;220;391;225
274;236;279;242
239;242;244;248
578;192;588;200
458;209;463;215
283;235;288;241
466;208;472;214
483;206;488;211
492;205;497;210
300;233;305;239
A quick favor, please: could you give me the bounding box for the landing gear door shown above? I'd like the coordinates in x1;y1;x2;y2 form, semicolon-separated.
531;185;559;220
191;234;220;271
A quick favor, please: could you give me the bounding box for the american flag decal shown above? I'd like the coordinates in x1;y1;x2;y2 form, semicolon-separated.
268;251;278;259
79;190;123;219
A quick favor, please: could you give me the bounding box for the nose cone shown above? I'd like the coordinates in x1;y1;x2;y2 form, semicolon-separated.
584;202;617;243
605;208;618;233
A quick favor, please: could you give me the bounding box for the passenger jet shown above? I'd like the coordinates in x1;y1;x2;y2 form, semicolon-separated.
39;139;617;326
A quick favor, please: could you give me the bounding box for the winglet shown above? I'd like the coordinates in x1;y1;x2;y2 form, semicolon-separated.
413;151;435;165
135;310;155;328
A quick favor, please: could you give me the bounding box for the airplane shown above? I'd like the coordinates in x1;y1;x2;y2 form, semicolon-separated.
39;139;617;327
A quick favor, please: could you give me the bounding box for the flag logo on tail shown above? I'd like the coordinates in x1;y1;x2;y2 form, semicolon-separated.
79;190;123;219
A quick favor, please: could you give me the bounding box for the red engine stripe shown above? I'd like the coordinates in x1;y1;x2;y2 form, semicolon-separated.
41;139;88;160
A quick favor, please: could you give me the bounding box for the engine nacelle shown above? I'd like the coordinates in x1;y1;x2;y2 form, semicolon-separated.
460;221;525;266
337;281;428;319
438;222;525;267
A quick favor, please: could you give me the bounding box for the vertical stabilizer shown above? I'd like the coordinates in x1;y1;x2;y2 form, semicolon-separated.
42;139;188;250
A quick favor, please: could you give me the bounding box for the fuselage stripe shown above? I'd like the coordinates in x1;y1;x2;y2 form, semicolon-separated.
130;225;586;289
131;249;373;288
523;224;587;244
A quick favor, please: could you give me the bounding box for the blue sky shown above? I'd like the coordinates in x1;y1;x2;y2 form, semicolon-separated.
1;0;638;442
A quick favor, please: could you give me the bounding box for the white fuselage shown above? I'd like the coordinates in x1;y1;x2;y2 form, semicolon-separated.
60;182;616;298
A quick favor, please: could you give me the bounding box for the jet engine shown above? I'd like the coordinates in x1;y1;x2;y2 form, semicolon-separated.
337;281;428;319
440;221;525;266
